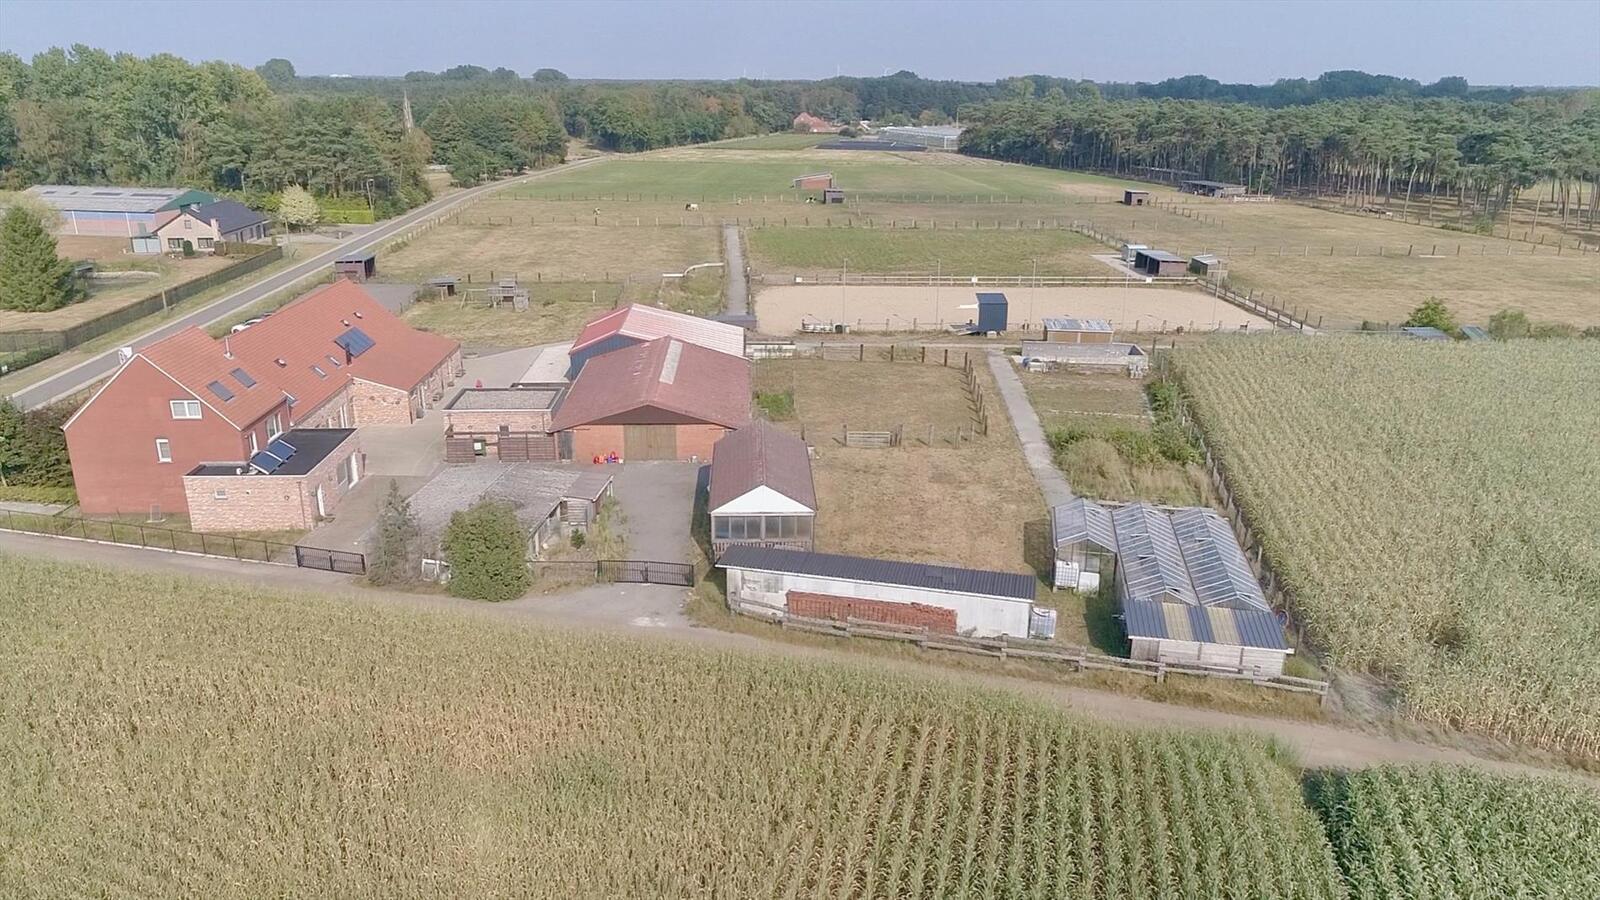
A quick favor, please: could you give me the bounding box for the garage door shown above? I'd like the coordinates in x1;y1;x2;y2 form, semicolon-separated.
624;425;677;460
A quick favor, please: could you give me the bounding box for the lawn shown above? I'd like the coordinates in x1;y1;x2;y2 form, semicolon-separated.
710;132;836;150
0;252;234;332
746;226;1107;276
754;356;984;440
1022;371;1207;507
0;554;1352;898
1177;336;1600;761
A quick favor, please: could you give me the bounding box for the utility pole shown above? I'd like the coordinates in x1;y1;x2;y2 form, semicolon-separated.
1030;258;1038;327
841;257;848;323
934;258;941;325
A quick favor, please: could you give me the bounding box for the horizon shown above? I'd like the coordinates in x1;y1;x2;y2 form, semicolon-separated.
4;0;1597;87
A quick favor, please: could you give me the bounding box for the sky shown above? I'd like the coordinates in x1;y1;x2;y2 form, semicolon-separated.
4;0;1598;86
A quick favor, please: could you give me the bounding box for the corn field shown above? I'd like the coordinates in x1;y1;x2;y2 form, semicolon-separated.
1309;766;1600;899
1175;337;1600;759
0;556;1348;898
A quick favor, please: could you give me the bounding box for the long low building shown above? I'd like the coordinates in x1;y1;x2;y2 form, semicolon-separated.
182;428;362;532
718;545;1040;639
1051;497;1292;677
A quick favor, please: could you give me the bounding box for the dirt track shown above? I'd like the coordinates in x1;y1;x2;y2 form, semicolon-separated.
3;531;1592;786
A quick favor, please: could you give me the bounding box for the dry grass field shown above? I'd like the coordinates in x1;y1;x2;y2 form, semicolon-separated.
751;284;1271;334
490;149;1600;329
0;554;1352;898
756;357;1044;576
746;227;1109;277
382;217;721;282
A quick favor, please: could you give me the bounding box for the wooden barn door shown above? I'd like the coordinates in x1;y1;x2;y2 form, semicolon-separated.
624;425;677;460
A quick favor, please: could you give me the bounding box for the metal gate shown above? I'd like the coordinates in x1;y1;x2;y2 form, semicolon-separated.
597;559;695;586
295;545;367;575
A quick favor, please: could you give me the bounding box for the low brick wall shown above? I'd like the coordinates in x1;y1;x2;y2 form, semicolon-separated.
787;590;957;634
444;409;553;434
349;378;413;424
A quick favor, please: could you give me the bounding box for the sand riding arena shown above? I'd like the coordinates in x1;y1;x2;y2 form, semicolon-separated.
752;284;1274;335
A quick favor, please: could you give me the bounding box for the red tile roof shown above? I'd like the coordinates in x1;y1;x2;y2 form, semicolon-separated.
570;304;745;359
135;326;285;429
550;337;751;430
227;280;458;421
709;421;816;511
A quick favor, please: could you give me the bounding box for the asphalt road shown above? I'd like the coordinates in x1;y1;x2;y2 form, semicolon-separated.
13;157;606;410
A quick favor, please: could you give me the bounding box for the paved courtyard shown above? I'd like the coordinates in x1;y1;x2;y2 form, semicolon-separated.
608;462;698;562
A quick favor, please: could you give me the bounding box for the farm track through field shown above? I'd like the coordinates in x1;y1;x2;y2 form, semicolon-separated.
2;531;1593;787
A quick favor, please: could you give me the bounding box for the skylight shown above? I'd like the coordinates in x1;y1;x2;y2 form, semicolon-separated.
206;380;235;402
230;367;256;388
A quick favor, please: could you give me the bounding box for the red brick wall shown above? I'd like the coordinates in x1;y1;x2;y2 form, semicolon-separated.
184;437;363;532
568;425;625;462
674;424;729;462
65;358;285;516
348;379;413;424
787;591;957;634
295;384;353;429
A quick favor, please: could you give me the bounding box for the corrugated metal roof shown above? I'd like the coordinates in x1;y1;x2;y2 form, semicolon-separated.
975;292;1008;306
1111;503;1198;605
1180;179;1244;190
1400;326;1450;341
1051;497;1117;552
1121;599;1287;651
1042;317;1113;333
1460;325;1491;341
25;184;208;214
709;421;817;512
1142;250;1186;263
571;304;746;359
1169;508;1270;611
717;545;1035;601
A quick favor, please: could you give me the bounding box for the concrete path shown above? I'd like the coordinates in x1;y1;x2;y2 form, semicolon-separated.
722;224;748;315
987;351;1074;508
610;462;698;562
3;527;1593;786
11;156;607;410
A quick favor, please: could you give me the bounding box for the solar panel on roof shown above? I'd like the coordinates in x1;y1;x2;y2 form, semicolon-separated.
249;450;285;474
334;326;376;357
207;380;235;402
266;438;297;461
230;367;256;388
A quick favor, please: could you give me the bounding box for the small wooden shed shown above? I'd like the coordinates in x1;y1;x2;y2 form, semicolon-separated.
1188;254;1226;278
822;188;846;204
1133;249;1187;277
334;250;377;282
1122;189;1150;207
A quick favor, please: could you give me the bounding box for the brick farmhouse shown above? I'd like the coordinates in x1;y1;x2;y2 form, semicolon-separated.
64;280;460;521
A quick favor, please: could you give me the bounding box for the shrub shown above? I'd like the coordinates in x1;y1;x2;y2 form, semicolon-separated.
442;501;530;601
570;529;586;550
1403;298;1456;335
0;399;73;488
1487;308;1531;340
755;390;794;420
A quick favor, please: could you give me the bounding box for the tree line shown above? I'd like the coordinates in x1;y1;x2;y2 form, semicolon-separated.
957;93;1600;227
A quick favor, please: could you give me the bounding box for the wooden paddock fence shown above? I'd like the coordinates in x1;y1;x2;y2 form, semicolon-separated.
733;599;1330;700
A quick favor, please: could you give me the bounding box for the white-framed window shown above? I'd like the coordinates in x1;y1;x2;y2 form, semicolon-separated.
170;400;201;420
154;438;172;463
197;237;214;249
337;453;360;488
266;413;283;440
249;432;259;454
213;489;228;500
183;218;193;230
167;238;184;250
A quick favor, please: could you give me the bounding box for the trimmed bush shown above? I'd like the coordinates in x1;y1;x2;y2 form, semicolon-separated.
441;501;530;601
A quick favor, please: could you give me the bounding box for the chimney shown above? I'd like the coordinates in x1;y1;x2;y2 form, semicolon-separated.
222;336;233;359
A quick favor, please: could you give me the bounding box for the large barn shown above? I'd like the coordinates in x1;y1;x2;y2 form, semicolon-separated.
549;337;751;462
566;304;746;379
709;421;817;557
1049;497;1292;677
25;184;219;236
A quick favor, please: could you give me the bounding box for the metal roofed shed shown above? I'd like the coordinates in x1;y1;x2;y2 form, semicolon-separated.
1401;326;1451;342
1179;179;1247;198
334;250;377;282
1459;325;1491;341
718;545;1041;638
1051;497;1118;592
1188;253;1227;278
968;292;1008;334
1020;341;1148;377
1133;249;1188;277
709;422;818;557
1042;317;1114;344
